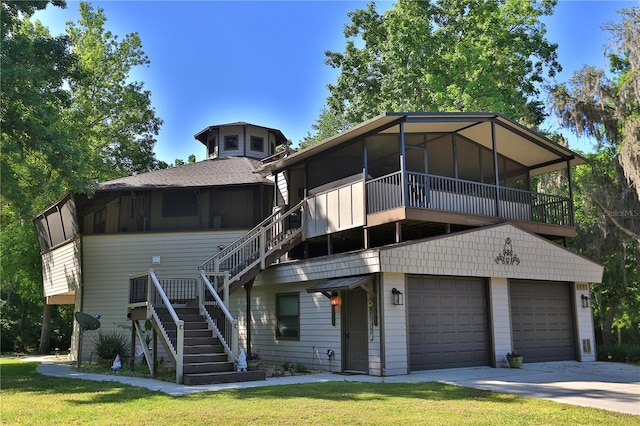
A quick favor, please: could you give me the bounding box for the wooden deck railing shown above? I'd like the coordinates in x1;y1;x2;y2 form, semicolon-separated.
366;171;573;226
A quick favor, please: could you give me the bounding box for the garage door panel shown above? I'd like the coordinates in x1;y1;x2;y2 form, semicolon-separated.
510;280;575;362
409;276;489;370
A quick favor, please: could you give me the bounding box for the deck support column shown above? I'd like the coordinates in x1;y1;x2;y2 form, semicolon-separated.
244;279;255;354
399;122;407;207
567;159;574;226
491;119;502;218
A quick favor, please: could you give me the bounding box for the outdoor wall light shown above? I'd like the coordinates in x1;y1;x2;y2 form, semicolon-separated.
391;288;404;305
330;292;339;326
581;294;590;308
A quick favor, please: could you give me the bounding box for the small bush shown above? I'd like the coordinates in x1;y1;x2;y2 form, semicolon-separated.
597;344;640;363
294;362;308;374
91;330;130;363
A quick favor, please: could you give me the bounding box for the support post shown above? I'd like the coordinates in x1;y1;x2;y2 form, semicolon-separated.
399;122;407;207
244;279;255;354
491;120;501;217
260;227;266;270
567;159;574;226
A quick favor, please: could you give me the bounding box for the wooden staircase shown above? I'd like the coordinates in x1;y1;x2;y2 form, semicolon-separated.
133;200;306;384
155;307;266;385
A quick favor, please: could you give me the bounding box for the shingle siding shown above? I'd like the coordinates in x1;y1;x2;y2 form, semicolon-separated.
379;223;603;283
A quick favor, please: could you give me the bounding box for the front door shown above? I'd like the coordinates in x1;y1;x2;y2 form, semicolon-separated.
343;287;368;373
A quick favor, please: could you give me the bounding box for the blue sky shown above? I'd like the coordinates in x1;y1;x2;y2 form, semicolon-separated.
34;1;635;163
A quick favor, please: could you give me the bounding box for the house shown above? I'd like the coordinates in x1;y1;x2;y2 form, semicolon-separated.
34;113;603;384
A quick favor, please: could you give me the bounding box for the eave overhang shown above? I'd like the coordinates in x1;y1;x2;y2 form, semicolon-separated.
257;112;586;176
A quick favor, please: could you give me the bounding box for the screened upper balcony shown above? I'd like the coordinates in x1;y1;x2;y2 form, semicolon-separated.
259;112;584;241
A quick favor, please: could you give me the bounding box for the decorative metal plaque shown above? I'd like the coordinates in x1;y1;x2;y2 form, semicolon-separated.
495;237;521;265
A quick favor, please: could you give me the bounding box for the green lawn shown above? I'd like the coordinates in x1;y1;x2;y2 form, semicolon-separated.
1;359;636;425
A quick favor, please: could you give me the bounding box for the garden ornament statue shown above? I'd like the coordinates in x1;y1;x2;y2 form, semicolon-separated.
111;354;122;372
236;348;247;371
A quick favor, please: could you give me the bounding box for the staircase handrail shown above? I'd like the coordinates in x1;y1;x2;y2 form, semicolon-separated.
148;268;184;384
198;199;305;283
197;270;238;359
198;205;284;271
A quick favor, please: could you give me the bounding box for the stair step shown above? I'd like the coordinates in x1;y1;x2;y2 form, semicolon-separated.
184;353;228;363
183;361;234;374
184;336;217;346
183;370;266;386
183;322;208;330
184;329;214;338
184;344;224;354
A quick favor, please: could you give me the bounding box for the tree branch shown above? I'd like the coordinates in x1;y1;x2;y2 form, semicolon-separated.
590;195;640;243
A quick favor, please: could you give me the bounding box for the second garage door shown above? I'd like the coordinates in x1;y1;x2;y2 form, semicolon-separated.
510;280;576;362
408;276;489;370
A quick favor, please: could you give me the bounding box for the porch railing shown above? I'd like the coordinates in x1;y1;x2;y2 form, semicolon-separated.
366;171;573;226
128;269;185;384
197;270;238;360
198;199;305;292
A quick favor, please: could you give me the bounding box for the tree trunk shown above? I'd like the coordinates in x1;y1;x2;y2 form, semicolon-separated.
38;303;52;354
601;304;619;349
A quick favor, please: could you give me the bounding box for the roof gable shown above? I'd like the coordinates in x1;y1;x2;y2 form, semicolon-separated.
380;223;603;283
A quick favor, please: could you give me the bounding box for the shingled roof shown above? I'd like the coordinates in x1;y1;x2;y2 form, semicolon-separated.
98;157;271;191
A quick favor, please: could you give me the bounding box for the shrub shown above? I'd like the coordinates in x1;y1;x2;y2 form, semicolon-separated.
91;330;130;363
294;362;308;374
597;344;640;363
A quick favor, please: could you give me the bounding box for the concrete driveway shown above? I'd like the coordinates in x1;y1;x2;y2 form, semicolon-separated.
29;357;640;415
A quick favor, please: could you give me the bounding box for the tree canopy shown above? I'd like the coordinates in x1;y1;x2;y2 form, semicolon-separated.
549;5;640;348
318;0;560;135
0;0;162;352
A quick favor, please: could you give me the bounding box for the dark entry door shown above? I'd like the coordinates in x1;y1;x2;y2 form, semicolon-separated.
343;287;368;373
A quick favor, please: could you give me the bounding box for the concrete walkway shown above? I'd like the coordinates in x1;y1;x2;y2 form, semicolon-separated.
25;356;640;416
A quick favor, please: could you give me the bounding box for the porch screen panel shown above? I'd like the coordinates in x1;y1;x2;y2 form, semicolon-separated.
307;140;363;190
456;139;482;182
366;134;400;178
427;135;454;178
45;210;65;247
60;198;79;238
34;216;52;251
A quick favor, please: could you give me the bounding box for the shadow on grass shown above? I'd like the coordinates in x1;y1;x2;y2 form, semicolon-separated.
2;360;517;407
1;361;163;403
188;381;519;405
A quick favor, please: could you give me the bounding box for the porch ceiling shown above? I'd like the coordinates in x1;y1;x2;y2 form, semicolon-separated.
258;112;585;175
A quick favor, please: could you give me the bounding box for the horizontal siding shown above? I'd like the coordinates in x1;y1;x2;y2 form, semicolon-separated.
382;273;408;375
232;281;343;372
77;230;247;362
42;239;81;298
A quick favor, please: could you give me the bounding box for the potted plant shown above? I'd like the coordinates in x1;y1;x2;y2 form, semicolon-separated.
506;351;523;368
247;351;260;370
